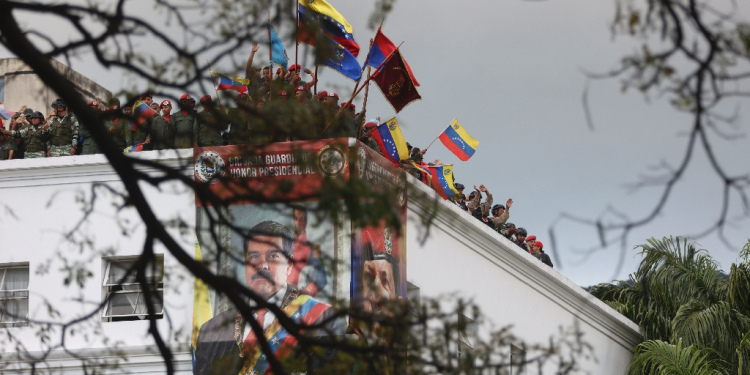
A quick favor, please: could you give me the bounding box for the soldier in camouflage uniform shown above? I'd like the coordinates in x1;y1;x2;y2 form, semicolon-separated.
2;111;50;158
196;95;224;147
170;94;199;148
0;123;17;160
47;99;79;157
499;222;518;241
80;104;111;155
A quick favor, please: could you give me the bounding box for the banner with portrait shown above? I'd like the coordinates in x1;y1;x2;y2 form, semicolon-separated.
191;138;406;375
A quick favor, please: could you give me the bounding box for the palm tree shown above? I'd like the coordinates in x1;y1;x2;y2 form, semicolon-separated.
590;237;750;375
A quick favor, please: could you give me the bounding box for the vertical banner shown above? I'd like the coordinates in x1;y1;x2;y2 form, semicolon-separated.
191;139;406;374
350;143;408;374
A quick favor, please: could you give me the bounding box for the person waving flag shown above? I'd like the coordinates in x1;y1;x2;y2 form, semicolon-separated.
131;100;158;131
439;119;480;161
212;73;249;93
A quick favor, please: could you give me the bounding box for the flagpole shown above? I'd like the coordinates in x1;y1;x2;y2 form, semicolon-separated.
350;38;374;103
295;2;299;75
423;119;456;152
356;66;372;140
267;10;273;103
313;66;318;96
205;60;226;111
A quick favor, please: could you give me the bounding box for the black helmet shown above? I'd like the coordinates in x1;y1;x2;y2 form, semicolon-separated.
23;108;34;116
504;222;515;228
492;204;505;213
30;111;44;120
51;99;67;108
517;227;527;236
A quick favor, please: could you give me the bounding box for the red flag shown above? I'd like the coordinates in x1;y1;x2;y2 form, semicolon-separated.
372;50;421;113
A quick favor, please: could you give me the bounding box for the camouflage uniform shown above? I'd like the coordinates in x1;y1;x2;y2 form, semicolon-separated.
170;110;199;149
48;114;79;157
226;108;251;145
0;134;17;160
466;192;493;217
196;110;224;147
11;124;50;158
79;118;112;155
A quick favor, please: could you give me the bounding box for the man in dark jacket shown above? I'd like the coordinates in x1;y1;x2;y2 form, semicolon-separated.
170;93;199;148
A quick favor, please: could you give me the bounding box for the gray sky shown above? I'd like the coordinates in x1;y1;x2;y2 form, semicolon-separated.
3;0;750;286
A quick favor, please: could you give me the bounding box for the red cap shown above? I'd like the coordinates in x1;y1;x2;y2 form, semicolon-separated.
327;92;339;99
276;68;281;74
88;100;97;106
346;102;355;109
279;90;288;96
317;91;328;100
200;95;212;103
364;119;378;130
535;241;543;249
362;224;400;262
179;93;192;101
526;235;536;242
160;100;171;107
295;85;309;92
288;64;301;71
140;93;153;100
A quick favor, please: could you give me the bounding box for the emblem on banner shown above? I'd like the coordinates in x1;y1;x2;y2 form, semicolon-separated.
317;145;347;177
194;150;226;184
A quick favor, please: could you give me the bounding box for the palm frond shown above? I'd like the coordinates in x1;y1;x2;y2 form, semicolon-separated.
626;339;727;375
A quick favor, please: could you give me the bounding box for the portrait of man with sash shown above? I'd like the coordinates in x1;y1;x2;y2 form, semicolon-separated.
193;220;344;375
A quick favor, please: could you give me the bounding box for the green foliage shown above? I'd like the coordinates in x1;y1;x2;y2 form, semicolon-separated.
591;237;750;374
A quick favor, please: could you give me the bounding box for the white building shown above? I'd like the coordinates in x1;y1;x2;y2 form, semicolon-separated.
0;148;640;374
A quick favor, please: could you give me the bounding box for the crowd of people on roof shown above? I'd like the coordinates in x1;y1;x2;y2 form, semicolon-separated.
0;45;552;268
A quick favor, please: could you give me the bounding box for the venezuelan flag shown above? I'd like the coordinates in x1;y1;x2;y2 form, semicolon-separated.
427;164;460;200
131;100;158;131
409;160;432;185
366;28;419;86
368;117;409;165
213;73;249;93
124;143;144;153
298;0;359;57
439;119;479;161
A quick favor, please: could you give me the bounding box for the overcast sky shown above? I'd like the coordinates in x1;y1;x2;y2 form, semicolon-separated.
3;0;750;286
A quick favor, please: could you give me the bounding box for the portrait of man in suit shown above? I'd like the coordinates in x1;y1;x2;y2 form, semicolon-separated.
193;220;344;375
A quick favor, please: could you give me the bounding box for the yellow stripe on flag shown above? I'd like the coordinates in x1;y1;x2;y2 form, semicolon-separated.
442;165;460;196
299;0;354;34
191;238;213;349
451;119;480;150
385;117;410;162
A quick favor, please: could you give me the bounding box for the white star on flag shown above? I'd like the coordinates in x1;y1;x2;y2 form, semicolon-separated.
272;337;281;345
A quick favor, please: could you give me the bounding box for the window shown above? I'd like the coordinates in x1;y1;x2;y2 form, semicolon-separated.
510;344;527;375
102;256;164;322
0;263;29;327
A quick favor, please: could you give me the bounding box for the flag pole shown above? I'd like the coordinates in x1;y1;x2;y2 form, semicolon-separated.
349;38;375;102
295;2;299;75
423;119;456;152
313;66;318;96
356;66;372;139
267;10;273;103
205;60;226;111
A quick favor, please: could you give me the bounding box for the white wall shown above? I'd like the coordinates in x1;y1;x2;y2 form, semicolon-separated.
0;150;639;374
0;151;194;374
406;178;640;374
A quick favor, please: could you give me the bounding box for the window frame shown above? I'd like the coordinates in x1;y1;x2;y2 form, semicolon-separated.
0;263;30;327
101;255;164;322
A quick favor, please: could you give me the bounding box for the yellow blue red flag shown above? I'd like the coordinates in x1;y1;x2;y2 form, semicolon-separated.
427;164;460;200
298;0;359;57
367;117;409;165
439;119;479;161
